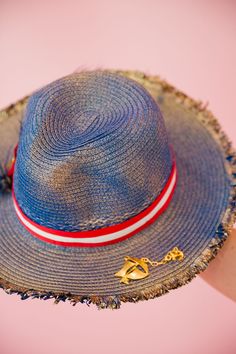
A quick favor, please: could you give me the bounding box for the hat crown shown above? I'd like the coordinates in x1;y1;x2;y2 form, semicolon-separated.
14;71;172;231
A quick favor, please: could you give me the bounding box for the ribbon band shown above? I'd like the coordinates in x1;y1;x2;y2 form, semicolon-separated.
12;160;177;247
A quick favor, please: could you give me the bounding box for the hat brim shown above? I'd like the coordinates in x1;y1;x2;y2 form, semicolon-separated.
0;70;235;309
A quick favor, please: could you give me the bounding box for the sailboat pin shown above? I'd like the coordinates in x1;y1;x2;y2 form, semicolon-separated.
115;247;184;284
114;256;149;284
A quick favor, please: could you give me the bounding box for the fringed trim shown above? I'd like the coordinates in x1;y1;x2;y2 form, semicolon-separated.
0;97;28;124
0;166;12;193
0;99;26;193
0;155;14;193
0;71;235;309
0;232;228;310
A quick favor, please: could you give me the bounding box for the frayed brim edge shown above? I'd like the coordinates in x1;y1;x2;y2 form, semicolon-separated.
0;70;235;310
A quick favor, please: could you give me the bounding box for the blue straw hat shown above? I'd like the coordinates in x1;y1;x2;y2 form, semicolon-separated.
0;70;235;309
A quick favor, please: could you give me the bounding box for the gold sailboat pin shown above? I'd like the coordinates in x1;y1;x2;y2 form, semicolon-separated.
115;247;184;284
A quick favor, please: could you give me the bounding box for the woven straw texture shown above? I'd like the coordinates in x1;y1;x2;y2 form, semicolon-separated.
0;70;235;309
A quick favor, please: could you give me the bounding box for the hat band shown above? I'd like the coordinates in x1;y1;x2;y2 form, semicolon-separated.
12;159;177;247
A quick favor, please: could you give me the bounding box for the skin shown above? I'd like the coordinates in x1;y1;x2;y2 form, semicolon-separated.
200;228;236;302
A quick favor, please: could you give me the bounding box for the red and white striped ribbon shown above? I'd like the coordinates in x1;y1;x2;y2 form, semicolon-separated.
12;160;177;247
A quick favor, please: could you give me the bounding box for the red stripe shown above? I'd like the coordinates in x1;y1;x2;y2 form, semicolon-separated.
7;145;18;177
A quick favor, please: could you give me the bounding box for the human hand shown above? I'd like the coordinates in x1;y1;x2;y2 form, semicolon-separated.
200;228;236;302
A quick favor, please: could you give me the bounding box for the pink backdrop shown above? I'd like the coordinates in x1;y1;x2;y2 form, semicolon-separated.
0;1;236;353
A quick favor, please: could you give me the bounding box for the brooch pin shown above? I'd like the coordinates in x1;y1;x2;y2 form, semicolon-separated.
115;247;184;284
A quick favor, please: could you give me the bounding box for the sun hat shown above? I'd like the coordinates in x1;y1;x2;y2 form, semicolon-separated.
0;69;235;309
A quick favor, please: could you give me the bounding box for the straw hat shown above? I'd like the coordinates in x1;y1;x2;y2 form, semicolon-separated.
0;70;235;309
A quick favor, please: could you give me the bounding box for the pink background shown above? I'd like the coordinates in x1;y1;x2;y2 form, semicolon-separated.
0;1;236;353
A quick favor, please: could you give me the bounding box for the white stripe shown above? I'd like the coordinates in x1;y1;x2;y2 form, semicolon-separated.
14;168;176;244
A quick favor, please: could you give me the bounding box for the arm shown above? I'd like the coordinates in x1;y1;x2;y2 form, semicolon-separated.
200;228;236;302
